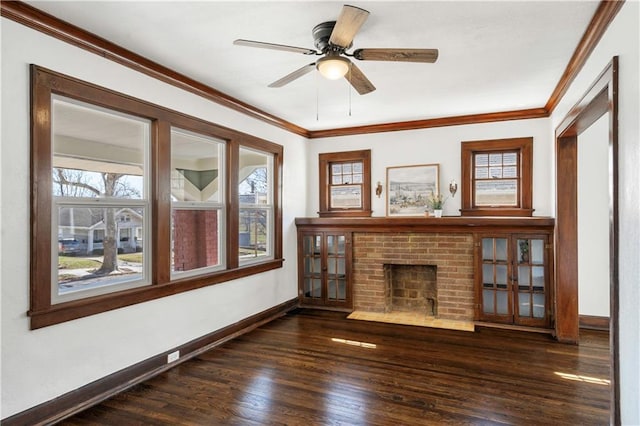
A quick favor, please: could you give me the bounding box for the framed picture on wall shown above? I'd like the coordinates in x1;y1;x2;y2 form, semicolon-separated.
386;164;440;216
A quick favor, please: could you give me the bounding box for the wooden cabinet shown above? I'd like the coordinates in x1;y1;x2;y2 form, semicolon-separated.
298;231;352;309
475;233;553;328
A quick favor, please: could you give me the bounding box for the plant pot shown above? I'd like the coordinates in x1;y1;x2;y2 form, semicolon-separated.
433;209;443;218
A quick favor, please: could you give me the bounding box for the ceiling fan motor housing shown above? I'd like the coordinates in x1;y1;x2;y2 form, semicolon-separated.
313;21;350;52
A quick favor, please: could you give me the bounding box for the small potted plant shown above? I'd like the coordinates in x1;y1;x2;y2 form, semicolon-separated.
426;192;446;217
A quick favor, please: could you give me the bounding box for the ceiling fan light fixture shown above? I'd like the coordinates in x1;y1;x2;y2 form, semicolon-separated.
316;55;350;80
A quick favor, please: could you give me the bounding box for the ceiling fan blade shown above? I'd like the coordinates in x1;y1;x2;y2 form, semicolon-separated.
345;62;375;95
353;48;439;63
268;63;317;87
329;5;370;48
234;39;318;55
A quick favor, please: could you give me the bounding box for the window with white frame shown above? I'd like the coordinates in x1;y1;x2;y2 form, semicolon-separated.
31;66;284;329
170;129;225;276
238;146;274;263
51;95;151;302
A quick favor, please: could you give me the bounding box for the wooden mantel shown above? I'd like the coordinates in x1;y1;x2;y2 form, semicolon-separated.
295;216;555;233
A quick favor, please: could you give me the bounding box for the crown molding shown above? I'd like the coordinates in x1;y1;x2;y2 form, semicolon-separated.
0;0;310;138
307;108;549;139
545;0;625;113
1;0;623;138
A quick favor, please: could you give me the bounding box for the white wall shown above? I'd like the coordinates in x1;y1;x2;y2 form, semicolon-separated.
550;2;640;423
0;19;307;418
308;118;553;217
578;114;610;318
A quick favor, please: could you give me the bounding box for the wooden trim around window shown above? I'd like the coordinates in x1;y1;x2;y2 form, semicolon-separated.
30;65;284;329
460;137;533;217
318;150;372;217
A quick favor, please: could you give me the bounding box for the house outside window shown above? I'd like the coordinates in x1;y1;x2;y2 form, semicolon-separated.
51;95;151;303
171;129;225;277
30;66;283;329
239;146;274;264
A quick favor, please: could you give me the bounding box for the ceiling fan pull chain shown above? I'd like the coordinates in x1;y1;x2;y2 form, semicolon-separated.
316;70;320;121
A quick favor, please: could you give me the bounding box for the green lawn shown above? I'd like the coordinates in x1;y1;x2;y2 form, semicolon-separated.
58;256;101;269
59;253;143;270
118;252;143;263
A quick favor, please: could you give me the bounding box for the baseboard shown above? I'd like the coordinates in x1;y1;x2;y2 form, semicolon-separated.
1;297;299;426
579;314;609;331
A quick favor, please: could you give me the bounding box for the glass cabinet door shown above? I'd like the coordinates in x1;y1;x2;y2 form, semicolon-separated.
326;234;347;302
477;234;550;327
514;237;547;325
480;237;512;322
299;231;351;308
301;234;322;300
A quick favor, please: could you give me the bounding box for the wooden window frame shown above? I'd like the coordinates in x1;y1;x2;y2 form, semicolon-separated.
30;65;283;329
460;137;533;217
318;150;372;218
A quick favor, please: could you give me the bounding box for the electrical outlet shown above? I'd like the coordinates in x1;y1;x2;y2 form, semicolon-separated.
167;350;180;363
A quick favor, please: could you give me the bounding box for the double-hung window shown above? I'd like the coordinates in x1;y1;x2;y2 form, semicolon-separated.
239;146;274;264
30;66;283;329
460;137;533;216
51;95;151;302
171;129;225;277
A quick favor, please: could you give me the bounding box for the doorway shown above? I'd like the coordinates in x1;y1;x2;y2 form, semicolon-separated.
555;57;618;423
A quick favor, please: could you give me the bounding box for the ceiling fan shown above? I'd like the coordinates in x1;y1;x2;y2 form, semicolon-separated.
234;4;439;95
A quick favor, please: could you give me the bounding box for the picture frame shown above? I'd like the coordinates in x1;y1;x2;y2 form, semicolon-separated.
386;164;440;216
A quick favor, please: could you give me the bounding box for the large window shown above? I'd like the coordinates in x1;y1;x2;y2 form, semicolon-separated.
52;96;151;302
171;129;225;277
318;150;371;217
460;137;533;216
239;147;274;264
30;66;283;328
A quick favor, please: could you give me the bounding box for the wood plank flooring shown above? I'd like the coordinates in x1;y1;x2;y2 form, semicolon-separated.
60;309;610;425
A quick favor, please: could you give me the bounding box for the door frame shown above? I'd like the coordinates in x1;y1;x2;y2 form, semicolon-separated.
554;57;619;423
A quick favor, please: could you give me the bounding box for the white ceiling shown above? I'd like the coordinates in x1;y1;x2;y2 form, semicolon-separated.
28;1;600;131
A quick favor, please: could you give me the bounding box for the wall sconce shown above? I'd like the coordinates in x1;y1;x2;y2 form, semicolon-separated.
375;181;383;198
449;179;458;198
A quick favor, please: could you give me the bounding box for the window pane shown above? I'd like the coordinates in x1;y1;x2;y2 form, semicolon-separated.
56;206;145;296
533;294;545;318
519;292;531;317
239;148;271;205
495;238;508;261
483;289;495;314
482;238;493;261
239;208;270;260
475;180;518;206
482;264;494;285
503;166;518;178
496;265;508;286
52;97;147;199
171;129;224;203
503;152;518;165
489;153;502;166
475;167;489;179
496;291;509;315
531;239;544;264
172;209;221;272
475;154;489;166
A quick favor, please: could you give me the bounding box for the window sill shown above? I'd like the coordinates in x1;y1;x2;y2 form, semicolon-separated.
28;258;284;329
460;208;534;217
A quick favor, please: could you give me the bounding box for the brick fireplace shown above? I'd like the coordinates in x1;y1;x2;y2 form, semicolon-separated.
352;233;475;322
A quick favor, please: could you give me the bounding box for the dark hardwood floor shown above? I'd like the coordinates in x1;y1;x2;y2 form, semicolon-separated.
60;309;610;425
